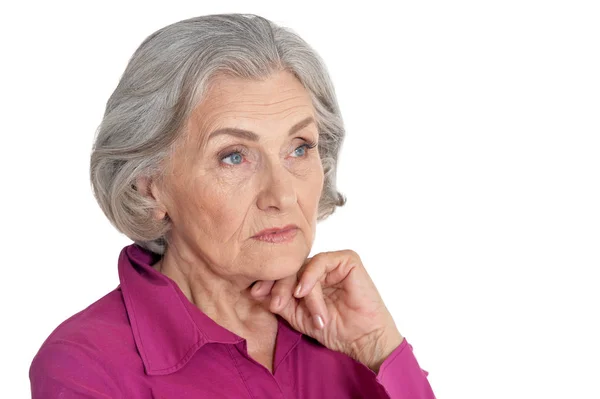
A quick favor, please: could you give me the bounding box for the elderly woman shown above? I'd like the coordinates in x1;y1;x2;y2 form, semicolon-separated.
30;14;435;398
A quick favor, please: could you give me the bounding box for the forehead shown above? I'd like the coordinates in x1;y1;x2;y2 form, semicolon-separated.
186;71;316;144
202;70;313;111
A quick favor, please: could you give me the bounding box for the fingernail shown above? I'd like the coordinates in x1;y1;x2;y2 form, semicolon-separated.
314;315;324;329
252;281;262;294
294;284;302;297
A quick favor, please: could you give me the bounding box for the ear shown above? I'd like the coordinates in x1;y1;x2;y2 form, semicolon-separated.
135;176;168;221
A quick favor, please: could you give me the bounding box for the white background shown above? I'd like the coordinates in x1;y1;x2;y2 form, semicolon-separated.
1;1;599;397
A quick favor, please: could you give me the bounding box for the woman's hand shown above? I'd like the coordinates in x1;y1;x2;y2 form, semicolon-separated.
249;250;404;373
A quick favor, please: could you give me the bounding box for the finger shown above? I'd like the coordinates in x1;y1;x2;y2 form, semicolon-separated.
250;280;275;298
268;274;298;313
293;254;328;298
302;282;328;329
295;251;359;298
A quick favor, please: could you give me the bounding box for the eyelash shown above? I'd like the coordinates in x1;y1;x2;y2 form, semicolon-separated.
219;140;317;166
219;147;248;161
296;140;318;154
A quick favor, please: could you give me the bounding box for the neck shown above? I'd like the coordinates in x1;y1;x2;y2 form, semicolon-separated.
153;243;276;337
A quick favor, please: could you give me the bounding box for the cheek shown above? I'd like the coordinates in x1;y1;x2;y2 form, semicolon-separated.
297;161;325;213
186;176;254;235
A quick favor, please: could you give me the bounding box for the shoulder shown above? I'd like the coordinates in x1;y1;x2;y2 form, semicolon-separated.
29;288;141;398
35;288;133;355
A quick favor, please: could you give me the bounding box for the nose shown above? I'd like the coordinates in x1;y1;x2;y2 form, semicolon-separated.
256;160;297;213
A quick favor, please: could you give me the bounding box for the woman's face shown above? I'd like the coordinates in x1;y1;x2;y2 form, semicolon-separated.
154;70;324;283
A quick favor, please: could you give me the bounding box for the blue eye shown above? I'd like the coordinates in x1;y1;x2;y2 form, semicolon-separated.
222;152;244;165
291;140;317;158
292;142;317;158
293;145;307;157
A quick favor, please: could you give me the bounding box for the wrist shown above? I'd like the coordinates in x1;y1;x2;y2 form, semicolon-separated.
349;328;404;373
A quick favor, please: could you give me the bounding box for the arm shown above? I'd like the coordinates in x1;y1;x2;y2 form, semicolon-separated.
29;342;121;399
374;338;436;399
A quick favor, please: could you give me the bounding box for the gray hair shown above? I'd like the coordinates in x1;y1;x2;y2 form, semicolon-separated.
90;13;346;254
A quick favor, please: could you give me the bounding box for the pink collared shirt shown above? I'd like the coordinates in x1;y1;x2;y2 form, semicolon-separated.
30;244;435;398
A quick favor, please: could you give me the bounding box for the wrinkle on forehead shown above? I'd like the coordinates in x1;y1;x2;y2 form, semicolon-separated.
181;71;316;153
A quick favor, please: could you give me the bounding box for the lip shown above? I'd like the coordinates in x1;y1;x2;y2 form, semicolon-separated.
252;224;298;243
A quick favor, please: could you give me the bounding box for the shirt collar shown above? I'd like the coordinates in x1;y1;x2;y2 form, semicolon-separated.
118;244;243;375
118;244;303;376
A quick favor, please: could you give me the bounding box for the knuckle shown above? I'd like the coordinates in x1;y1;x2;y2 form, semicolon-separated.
343;249;359;258
311;252;327;263
343;249;362;264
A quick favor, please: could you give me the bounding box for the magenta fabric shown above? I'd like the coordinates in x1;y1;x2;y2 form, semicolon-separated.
30;244;435;398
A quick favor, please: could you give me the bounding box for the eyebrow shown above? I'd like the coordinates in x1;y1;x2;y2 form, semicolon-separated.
207;116;316;142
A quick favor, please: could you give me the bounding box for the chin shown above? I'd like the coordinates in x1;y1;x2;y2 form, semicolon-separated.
258;251;308;280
